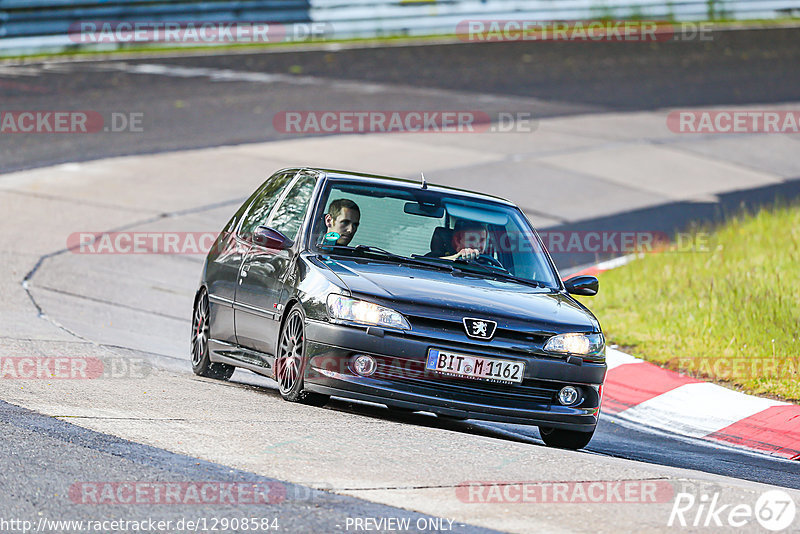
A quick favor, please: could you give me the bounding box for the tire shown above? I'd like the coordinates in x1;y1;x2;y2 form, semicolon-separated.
539;426;595;450
191;288;235;380
275;304;330;407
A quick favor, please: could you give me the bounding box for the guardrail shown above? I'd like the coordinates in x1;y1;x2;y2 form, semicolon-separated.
0;0;312;38
1;0;799;56
312;0;800;37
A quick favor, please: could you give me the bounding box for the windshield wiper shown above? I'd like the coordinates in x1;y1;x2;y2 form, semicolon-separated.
321;246;550;287
452;262;551;289
409;254;549;288
489;273;551;289
323;245;456;273
353;245;400;257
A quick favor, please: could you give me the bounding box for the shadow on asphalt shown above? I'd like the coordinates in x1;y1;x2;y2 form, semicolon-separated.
552;176;800;271
226;370;800;490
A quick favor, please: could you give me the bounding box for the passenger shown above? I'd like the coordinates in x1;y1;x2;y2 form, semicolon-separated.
323;198;360;246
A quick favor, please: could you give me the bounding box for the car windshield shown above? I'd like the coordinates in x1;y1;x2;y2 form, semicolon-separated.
310;180;560;289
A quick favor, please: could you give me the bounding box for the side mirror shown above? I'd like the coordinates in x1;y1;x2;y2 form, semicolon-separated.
564;275;599;296
253;226;293;250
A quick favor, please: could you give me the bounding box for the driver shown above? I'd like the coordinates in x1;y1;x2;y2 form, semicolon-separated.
432;220;488;261
323;198;360;246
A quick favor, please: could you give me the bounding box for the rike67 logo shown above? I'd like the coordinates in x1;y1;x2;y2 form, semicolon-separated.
669;490;796;531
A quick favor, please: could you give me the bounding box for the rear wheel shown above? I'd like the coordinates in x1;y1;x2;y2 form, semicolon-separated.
275;304;330;407
539;426;595;450
191;288;235;380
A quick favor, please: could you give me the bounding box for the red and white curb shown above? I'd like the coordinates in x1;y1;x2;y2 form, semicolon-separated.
603;349;800;460
566;254;637;278
566;256;800;460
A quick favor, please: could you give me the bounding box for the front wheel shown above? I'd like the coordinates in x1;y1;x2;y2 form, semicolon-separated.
539;426;595;450
191;288;235;380
275;304;330;407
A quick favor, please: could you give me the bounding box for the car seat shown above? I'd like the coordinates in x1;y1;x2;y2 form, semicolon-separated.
429;226;454;257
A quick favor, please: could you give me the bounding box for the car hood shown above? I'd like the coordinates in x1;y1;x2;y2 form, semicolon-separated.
321;257;599;333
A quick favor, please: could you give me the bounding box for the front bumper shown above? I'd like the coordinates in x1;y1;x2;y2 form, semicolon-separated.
304;320;605;432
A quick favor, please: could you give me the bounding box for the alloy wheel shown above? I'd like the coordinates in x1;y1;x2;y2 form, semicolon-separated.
191;291;210;367
276;311;304;394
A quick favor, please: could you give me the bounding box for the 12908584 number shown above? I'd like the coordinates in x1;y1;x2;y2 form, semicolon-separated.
196;517;279;531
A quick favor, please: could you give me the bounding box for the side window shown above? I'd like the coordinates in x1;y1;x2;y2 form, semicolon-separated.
239;172;295;240
270;174;317;241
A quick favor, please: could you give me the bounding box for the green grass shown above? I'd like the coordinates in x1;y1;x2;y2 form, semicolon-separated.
581;204;800;402
0;33;461;61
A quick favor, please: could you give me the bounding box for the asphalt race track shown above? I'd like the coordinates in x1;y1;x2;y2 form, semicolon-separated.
1;28;800;533
3;26;800;175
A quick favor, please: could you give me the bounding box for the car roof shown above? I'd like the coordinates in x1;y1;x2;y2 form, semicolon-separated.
285;167;515;206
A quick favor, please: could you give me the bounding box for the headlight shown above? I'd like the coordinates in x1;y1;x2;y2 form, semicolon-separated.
544;333;604;356
326;294;411;330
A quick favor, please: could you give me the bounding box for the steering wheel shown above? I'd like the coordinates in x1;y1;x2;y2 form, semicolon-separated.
472;254;506;270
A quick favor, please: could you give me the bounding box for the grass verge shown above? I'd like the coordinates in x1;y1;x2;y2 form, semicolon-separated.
581;204;800;402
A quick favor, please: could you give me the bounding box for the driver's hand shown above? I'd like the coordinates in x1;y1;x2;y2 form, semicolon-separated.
455;248;481;261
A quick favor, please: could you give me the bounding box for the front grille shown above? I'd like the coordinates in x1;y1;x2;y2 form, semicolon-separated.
372;354;558;405
407;316;550;351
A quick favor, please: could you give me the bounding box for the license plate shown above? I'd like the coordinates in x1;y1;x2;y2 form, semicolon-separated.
426;349;524;384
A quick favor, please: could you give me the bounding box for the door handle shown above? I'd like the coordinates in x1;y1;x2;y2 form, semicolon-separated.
241;263;251;278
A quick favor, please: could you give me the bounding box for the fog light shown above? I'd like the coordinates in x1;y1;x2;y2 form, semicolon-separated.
558;386;580;406
353;354;377;376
